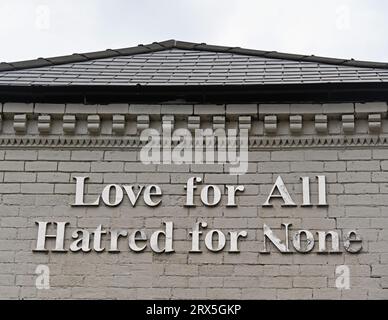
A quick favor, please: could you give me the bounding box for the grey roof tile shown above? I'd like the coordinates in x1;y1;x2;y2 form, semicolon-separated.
1;43;388;86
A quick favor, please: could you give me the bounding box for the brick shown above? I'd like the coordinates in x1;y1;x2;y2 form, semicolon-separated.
25;161;57;172
4;172;35;182
242;288;276;299
338;150;371;160
277;289;313;299
258;162;289;173
37;172;69;182
104;151;136;161
206;288;241;299
293;277;327;288
137;173;169;183
0;286;19;298
372;265;388;276
291;161;323;172
248;152;271;161
344;183;379;194
324;161;346;171
172;288;206;299
271;151;303;161
58;162;90;172
372;149;388;160
1;217;28;227
372;172;388;182
0;183;19;193
188;276;223;287
165;265;198;276
380;161;388;171
38;150;71;160
124;163;156;172
304;150;338;161
345;206;380;217
313;288;341;299
103;173;136;183
191;164;224;173
157;164;190;173
204;174;237;184
239;174;272;184
0;161;24;171
347;161;379;171
5;150;37;160
338;172;371;183
71;151;104;161
21;183;54;194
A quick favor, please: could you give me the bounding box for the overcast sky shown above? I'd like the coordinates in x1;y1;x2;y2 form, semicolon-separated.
1;0;387;63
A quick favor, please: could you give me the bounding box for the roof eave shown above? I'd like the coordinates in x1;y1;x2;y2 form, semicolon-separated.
1;39;388;73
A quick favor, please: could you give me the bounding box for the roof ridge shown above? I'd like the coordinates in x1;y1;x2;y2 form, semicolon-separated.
1;39;388;72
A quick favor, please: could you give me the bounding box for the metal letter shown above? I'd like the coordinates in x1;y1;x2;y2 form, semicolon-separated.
72;176;100;206
184;177;202;207
226;185;245;207
300;176;312;206
129;230;147;252
34;221;68;252
205;229;226;252
262;176;296;207
292;230;315;253
344;230;362;253
189;221;207;252
261;223;291;253
200;185;222;207
69;229;91;252
123;185;144;207
93;224;106;252
317;231;340;253
109;229;128;252
143;185;162;207
101;184;123;207
150;221;174;253
229;230;248;252
317;175;328;206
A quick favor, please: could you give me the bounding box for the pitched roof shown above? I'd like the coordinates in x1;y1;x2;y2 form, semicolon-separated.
1;40;388;87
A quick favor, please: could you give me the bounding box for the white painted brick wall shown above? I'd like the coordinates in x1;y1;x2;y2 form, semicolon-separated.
0;147;387;300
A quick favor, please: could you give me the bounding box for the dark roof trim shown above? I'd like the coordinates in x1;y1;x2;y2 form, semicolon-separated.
1;82;388;104
1;39;388;72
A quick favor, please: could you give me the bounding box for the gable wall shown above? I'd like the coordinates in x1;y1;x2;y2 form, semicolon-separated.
0;102;387;299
